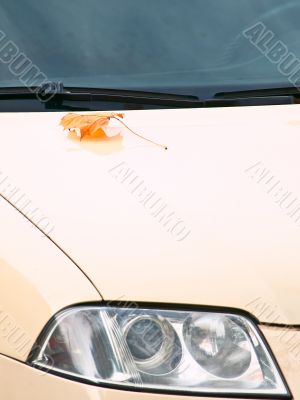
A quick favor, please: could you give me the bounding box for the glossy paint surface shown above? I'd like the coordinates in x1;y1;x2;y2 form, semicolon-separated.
1;106;300;323
1;105;300;398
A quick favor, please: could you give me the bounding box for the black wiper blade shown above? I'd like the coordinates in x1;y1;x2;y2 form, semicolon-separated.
0;83;200;106
0;83;296;112
65;86;199;101
214;86;300;99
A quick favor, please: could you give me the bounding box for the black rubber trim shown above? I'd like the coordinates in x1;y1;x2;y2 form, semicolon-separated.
260;322;300;330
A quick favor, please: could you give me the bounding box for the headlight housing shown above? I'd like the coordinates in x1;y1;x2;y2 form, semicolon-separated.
28;305;290;397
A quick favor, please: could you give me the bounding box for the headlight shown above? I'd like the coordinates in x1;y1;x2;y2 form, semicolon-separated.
28;305;290;397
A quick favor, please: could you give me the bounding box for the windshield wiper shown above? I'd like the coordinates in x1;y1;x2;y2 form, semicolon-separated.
0;83;201;108
0;83;296;112
214;86;300;100
40;83;300;107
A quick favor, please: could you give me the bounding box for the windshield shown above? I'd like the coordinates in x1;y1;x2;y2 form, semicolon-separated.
1;0;300;98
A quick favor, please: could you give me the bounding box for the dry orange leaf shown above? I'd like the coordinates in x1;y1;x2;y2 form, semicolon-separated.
60;112;167;149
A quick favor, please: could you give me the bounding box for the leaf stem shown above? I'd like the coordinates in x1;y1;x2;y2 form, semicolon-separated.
113;117;167;150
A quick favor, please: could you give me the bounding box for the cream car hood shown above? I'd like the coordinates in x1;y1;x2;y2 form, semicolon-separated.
1;105;300;324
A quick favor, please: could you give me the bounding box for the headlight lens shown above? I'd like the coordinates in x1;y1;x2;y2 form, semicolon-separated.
183;314;252;379
28;306;289;397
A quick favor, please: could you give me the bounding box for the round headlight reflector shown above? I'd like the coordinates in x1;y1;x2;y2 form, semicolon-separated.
183;314;252;379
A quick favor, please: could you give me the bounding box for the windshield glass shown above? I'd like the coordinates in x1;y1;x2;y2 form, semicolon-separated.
0;0;300;98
